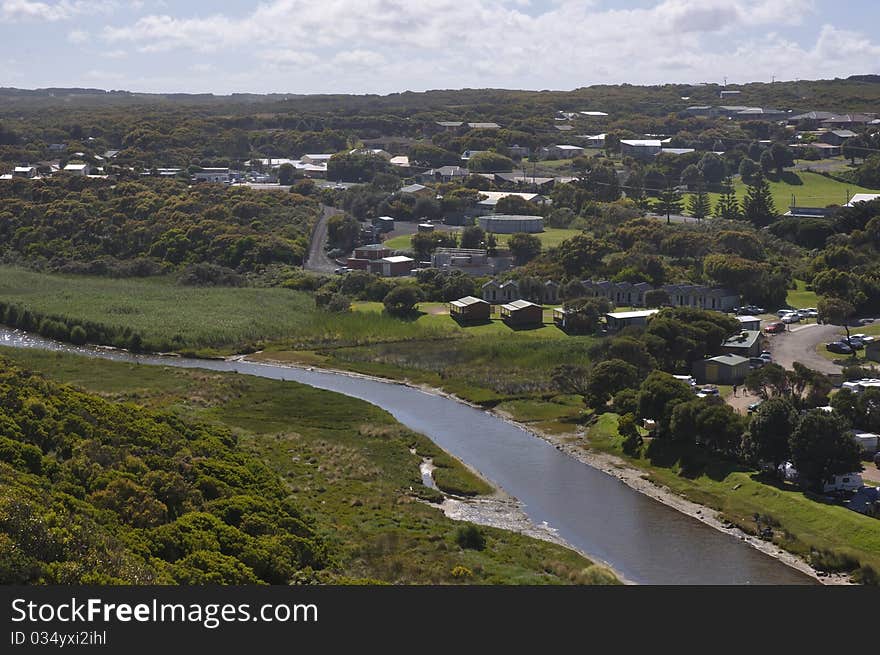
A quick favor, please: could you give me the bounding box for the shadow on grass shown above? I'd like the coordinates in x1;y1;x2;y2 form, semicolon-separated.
768;171;804;185
505;322;549;332
645;439;746;482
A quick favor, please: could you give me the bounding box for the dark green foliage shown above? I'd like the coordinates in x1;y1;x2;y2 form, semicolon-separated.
0;177;316;273
0;359;325;584
506;233;542;266
789;410;862;492
455;525;486;551
742;173;777;227
382;285;422;316
744;398;796;469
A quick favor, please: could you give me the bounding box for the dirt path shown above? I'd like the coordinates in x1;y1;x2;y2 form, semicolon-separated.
304;205;342;273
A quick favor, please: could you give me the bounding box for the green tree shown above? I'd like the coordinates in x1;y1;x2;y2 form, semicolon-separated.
654;185;683;225
713;175;741;220
618;413;643;455
551;364;591;397
738;157;759;184
744;397;796;470
742;173;776;227
506;233;542;265
277;163;298;185
459;225;485;249
584;359;638;410
486;232;498;256
769;143;794;175
817;296;856;351
686;183;711;221
466;152;514;173
789;410;862;492
637;372;695;437
382;285;422;316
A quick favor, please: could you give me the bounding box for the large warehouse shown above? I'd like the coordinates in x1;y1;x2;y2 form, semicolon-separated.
478;214;544;234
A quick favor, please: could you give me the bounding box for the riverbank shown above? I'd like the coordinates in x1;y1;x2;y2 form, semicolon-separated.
248;353;851;585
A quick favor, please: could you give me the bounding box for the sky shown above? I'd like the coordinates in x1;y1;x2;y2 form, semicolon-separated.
1;0;880;95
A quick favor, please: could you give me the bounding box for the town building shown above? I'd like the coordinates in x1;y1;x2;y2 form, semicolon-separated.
721;330;763;358
605;309;660;332
399;183;434;198
541;145;585;159
736;315;762;331
692;354;750;385
63;162;92;176
12;166;37;178
620;139;663;160
478;214;544;234
193;168;230;183
376;255;415;277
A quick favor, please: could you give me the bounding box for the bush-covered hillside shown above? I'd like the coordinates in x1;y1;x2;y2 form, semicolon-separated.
0;176;318;274
0;359;327;584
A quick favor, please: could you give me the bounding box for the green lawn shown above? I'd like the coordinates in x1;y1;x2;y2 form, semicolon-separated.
787;279;820;309
0;346;618;585
351;301;569;339
383;228;582;253
706;171;876;213
586;413;880;579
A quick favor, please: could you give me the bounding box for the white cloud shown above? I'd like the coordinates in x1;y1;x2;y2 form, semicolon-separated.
67;28;87;43
57;0;880;92
1;0;116;22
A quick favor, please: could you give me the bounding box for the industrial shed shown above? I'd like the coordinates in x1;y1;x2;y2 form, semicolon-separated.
478;214;544;234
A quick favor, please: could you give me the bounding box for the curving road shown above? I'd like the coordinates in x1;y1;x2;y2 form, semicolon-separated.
304;205;343;273
764;322;842;375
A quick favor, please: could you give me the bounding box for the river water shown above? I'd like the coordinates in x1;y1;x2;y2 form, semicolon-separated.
0;328;813;584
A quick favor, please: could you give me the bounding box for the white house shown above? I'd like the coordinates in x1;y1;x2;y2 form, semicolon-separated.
63;162;91;176
300;154;334;165
620;139;663;160
542;145;585;160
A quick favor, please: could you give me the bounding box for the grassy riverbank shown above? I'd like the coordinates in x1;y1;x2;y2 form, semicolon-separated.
0;346;618;585
585;413;880;582
0;267;461;355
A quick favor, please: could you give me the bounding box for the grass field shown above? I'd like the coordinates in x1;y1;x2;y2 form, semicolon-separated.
706;171;876;213
0;346;618;585
0;267;461;354
786;279;820;309
351;301;569;339
586;413;880;580
382;228;583;252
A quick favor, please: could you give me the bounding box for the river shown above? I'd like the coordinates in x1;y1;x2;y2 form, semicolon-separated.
0;328;813;585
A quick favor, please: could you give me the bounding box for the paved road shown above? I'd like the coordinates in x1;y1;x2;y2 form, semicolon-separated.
305;205;342;273
764;322;842;375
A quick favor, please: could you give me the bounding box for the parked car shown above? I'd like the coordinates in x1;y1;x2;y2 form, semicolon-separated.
747;401;764;413
826;341;853;354
845;336;865;350
333;267;350;274
782;313;801;324
851;333;875;343
749;357;766;369
858;317;875;325
765;321;785;334
776;309;795;318
759;352;773;362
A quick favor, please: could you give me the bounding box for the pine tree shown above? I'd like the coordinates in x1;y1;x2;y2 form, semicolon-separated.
486;232;498;257
714;176;741;220
742;173;777;227
654;185;683;224
686;183;711;221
